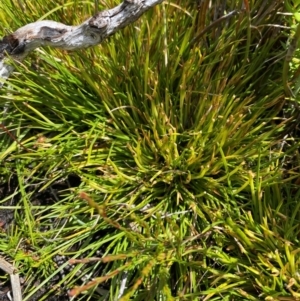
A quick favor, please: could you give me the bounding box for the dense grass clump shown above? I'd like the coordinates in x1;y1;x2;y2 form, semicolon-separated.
0;0;300;300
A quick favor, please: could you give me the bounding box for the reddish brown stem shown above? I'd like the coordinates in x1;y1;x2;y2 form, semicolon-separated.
0;123;30;152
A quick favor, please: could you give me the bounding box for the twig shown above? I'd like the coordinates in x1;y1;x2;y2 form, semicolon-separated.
0;257;22;301
117;271;128;300
0;124;31;152
0;0;163;88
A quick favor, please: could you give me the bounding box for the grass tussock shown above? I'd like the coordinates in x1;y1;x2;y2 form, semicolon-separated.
0;0;300;300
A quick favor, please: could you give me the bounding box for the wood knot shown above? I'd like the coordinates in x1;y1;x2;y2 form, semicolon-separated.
89;10;110;29
0;35;25;56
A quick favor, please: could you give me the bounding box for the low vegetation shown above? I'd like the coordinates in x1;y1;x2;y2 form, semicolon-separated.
0;0;300;300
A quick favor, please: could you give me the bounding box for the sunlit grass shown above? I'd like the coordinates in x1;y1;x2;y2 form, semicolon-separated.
0;0;300;300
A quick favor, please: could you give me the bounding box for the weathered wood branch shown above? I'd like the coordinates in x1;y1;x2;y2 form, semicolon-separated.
0;0;163;87
0;257;22;301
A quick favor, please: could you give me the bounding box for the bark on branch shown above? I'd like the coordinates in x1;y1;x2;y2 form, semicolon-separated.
0;0;163;87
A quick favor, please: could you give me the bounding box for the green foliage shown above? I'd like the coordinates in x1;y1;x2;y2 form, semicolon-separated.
0;0;300;300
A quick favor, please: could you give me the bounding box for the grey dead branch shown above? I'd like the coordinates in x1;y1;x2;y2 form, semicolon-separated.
0;257;22;301
0;0;163;88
